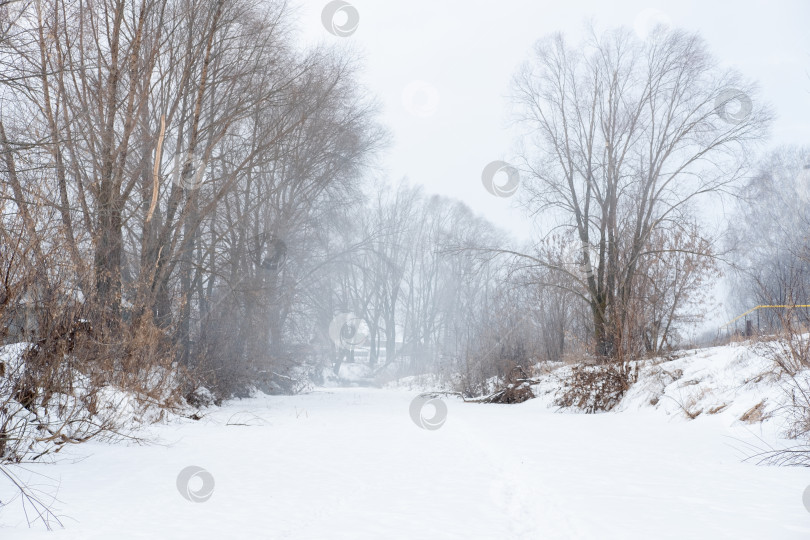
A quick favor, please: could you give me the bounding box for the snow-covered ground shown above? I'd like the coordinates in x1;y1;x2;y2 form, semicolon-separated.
2;344;810;539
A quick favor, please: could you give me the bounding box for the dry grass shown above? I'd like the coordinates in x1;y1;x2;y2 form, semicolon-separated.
554;362;638;413
739;400;771;424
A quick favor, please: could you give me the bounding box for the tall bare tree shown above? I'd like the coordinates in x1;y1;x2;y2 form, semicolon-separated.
512;25;771;360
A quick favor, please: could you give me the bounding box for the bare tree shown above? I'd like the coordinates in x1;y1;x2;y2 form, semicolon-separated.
728;145;810;330
512;25;770;361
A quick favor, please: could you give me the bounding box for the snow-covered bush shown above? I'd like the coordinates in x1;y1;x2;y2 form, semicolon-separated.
0;312;185;464
753;331;810;442
554;362;638;413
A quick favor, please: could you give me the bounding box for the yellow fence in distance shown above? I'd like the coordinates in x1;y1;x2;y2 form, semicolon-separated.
721;305;810;330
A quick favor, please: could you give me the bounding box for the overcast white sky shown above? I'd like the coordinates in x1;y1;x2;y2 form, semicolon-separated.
294;0;810;244
290;0;810;335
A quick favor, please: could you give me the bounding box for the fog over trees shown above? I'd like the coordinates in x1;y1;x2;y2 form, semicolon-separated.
0;1;789;396
2;1;810;537
0;0;808;488
728;146;810;327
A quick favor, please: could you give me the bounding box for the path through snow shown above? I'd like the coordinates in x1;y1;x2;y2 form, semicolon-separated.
1;387;809;539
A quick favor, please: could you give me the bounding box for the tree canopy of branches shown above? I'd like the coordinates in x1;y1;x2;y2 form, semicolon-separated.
0;0;383;395
512;25;771;361
727;145;810;330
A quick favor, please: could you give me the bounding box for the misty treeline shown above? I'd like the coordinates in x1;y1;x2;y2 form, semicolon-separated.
0;0;804;438
509;26;770;362
728;145;810;452
0;0;532;417
330;25;781;399
0;0;394;402
729;146;810;331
